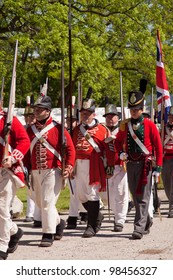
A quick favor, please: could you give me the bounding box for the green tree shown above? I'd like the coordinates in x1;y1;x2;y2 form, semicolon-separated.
0;0;173;108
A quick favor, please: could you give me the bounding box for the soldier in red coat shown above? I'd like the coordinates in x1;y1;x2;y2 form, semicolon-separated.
103;101;129;232
72;91;115;238
0;100;30;260
65;98;87;230
115;89;162;239
25;96;75;247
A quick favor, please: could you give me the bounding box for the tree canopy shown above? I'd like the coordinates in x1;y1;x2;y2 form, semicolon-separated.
0;0;173;108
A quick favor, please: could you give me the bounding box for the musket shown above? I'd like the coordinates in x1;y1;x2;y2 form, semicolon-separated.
120;72;125;121
0;77;4;108
61;61;66;189
3;40;31;189
3;41;18;159
61;63;74;193
119;71;127;171
60;67;75;192
68;0;73;135
78;80;82;123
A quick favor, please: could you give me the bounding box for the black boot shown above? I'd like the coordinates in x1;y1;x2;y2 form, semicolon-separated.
79;212;88;224
40;233;54;247
54;219;66;240
144;215;153;234
83;201;99;238
8;228;23;253
96;211;104;233
66;216;77;229
0;250;8;260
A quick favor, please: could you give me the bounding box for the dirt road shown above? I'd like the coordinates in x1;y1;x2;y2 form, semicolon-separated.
7;190;173;260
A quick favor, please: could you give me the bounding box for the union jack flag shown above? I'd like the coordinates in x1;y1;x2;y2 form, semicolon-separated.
156;30;171;123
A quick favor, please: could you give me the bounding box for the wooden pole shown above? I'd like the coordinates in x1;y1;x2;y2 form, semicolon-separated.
120;72;125;120
68;0;72;136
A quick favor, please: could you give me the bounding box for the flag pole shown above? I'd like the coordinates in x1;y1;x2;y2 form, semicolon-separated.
160;90;165;146
78;80;82;123
120;72;125;120
151;87;154;122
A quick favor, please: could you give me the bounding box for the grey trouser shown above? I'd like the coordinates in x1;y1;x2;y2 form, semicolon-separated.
127;161;152;233
162;158;173;214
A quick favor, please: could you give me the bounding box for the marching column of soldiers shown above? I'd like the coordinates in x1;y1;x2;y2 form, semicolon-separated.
1;78;173;260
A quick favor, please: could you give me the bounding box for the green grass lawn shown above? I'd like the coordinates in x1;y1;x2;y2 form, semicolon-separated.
16;186;70;216
16;179;163;217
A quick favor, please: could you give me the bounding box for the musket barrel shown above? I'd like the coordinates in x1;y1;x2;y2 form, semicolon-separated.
7;40;18;125
61;61;66;188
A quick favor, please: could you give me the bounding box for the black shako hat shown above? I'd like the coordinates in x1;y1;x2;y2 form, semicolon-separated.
34;96;52;111
128;79;147;109
80;87;95;113
128;90;144;109
103;97;118;117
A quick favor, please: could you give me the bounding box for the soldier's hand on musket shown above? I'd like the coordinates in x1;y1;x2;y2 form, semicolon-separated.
152;170;160;183
63;164;73;179
119;152;128;161
70;171;75;180
2;156;16;168
105;166;114;179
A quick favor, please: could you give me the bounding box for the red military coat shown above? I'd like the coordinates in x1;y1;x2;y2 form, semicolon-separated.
25;116;75;171
72;121;115;191
0;113;30;187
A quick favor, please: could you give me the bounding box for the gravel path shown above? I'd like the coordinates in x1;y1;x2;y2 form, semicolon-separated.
7;190;173;260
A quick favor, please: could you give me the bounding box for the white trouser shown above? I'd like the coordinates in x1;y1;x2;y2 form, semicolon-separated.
28;186;42;221
33;204;42;221
67;178;86;217
31;168;62;233
108;165;129;225
75;159;100;203
26;189;35;217
0;168;18;252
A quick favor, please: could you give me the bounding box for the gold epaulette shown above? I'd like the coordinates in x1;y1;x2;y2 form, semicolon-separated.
119;118;130;131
